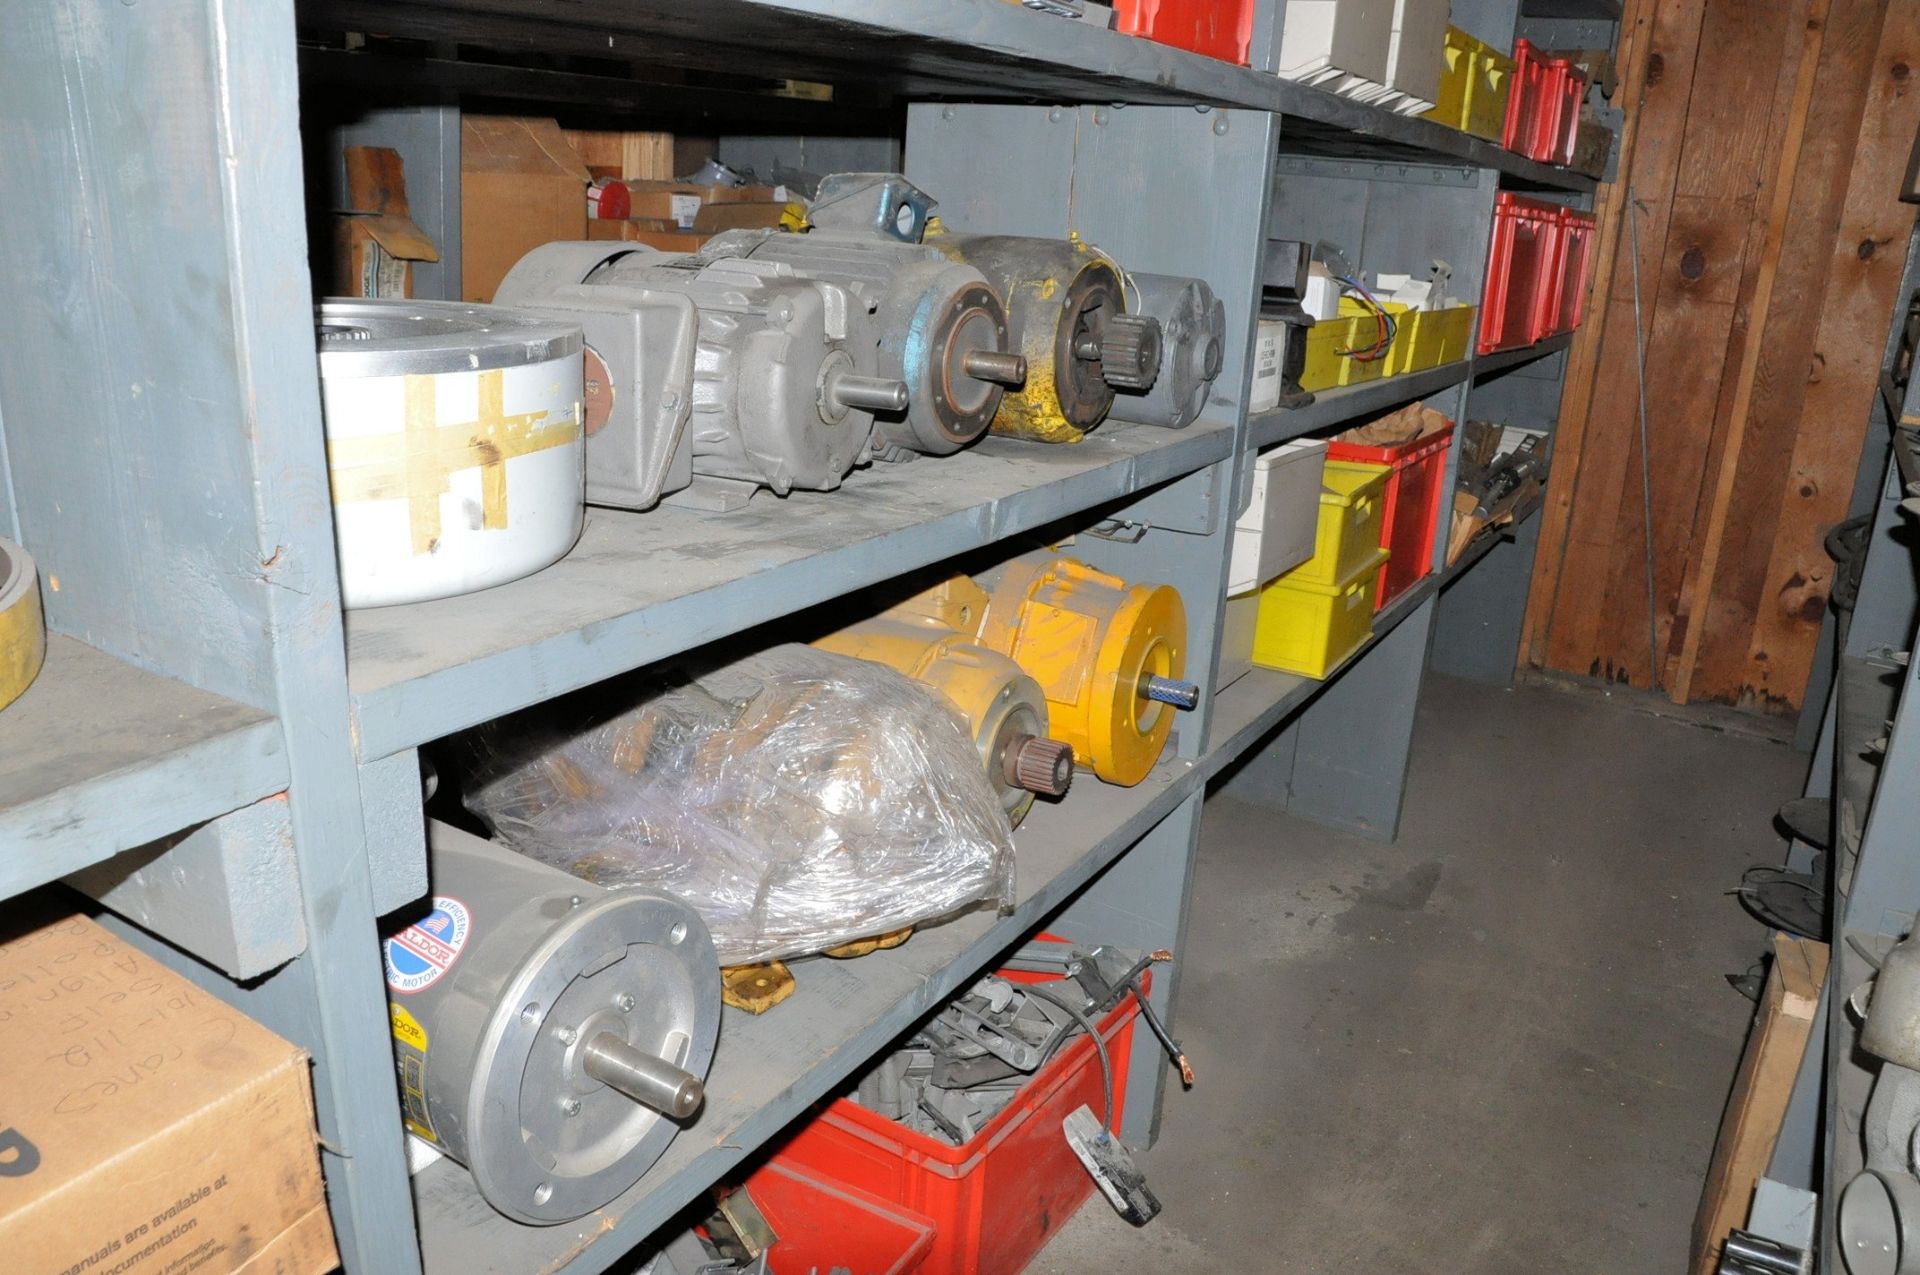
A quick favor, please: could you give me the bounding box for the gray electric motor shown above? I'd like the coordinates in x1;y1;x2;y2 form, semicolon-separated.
703;174;1028;458
1114;273;1227;430
496;243;906;506
384;820;722;1224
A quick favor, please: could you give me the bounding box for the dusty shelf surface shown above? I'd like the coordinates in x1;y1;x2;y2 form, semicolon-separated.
0;635;288;900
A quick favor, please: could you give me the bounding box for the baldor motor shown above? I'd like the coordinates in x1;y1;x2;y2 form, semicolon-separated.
384;821;722;1224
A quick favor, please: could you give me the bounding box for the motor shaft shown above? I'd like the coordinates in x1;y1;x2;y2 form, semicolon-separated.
962;349;1028;385
825;371;911;413
582;1033;705;1119
1138;674;1200;711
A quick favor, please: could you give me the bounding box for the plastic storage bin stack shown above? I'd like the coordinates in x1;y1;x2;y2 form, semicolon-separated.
1503;39;1588;165
1300;298;1474;390
1549;207;1598;334
1478;192;1560;353
1223;440;1330;686
1479;194;1599;353
766;960;1148;1275
1250;459;1392;678
1326;423;1454;610
1380;0;1450;114
1423;26;1514;140
1113;0;1255;64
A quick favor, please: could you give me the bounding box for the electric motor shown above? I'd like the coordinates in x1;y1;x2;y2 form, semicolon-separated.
706;174;1028;458
497;243;907;502
814;613;1074;824
315;299;586;607
1115;274;1227;430
384;821;722;1224
974;558;1197;786
494;243;699;511
599;253;898;495
930;234;1165;444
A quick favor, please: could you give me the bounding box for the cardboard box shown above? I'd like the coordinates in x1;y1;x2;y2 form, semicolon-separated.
461;116;591;302
333;145;438;299
621;179;792;233
0;911;337;1275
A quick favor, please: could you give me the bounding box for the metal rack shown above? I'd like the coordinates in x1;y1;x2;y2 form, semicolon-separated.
0;2;1610;1271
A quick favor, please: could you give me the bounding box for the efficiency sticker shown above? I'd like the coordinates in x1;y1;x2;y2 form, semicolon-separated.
384;896;471;994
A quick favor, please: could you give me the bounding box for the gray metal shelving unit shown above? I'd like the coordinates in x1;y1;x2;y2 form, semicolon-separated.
0;1;1607;1270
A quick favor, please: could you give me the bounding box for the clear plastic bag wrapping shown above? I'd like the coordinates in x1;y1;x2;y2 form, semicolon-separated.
465;644;1018;965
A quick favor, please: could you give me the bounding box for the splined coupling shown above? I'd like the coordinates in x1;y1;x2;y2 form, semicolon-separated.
1098;314;1164;390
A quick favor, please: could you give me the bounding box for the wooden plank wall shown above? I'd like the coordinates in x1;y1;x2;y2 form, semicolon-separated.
1522;0;1920;716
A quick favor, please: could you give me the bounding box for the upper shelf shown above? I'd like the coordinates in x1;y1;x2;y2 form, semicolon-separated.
298;0;1596;191
346;418;1233;761
0;636;290;900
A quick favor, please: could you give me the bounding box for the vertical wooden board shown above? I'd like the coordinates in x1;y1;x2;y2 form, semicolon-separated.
1591;194;1753;685
1664;0;1867;702
1721;4;1920;710
1595;0;1805;689
1690;935;1828;1275
1669;0;1809;202
1538;0;1712;677
1652;0;1830;691
1524;0;1663;669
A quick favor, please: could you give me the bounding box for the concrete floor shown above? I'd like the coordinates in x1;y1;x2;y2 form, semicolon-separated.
1034;673;1806;1274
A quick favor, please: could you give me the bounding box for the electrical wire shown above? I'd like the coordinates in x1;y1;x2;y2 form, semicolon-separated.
1024;983;1115;1133
1334;274;1398;362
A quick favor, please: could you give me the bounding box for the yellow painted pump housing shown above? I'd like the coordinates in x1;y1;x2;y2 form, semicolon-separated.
814;613;1073;826
898;558;1197;787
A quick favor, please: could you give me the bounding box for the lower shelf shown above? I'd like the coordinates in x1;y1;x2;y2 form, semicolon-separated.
413;749;1206;1275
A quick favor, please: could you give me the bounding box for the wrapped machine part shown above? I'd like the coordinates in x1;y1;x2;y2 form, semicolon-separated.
315;299;586;608
814;613;1074;826
467;645;1017;966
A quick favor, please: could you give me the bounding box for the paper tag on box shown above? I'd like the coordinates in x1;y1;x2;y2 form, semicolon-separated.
669;193;702;229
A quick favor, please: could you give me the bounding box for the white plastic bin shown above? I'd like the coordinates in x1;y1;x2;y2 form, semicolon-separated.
1383;0;1448;113
1229;439;1329;596
1275;0;1395;87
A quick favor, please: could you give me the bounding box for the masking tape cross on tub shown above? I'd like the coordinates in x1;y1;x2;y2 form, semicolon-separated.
327;369;583;555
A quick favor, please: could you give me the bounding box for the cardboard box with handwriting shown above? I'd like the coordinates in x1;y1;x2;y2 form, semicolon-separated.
0;911;338;1275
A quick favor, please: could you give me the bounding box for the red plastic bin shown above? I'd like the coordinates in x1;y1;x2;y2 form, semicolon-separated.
1328;423;1455;610
1503;40;1588;165
743;1159;937;1275
1112;0;1253;65
1478;192;1562;353
1547;208;1597;335
768;952;1148;1275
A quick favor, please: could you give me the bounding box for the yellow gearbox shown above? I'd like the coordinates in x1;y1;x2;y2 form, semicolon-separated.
814;614;1073;825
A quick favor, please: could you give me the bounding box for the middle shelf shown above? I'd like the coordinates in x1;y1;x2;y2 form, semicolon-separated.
346;418;1232;761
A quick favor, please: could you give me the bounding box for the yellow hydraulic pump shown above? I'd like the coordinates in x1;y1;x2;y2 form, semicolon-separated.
813;614;1074;825
929;232;1163;444
895;558;1198;787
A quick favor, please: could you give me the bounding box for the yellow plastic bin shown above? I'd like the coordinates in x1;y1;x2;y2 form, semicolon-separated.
1288;458;1391;587
1423;27;1514;141
1389;304;1479;374
1250;547;1390;678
